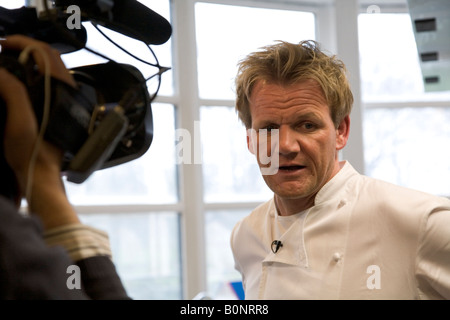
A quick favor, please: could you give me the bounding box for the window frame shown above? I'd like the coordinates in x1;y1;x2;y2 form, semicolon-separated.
357;2;450;199
29;0;448;299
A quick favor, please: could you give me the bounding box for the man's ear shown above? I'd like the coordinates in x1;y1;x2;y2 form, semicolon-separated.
247;128;255;154
336;115;350;151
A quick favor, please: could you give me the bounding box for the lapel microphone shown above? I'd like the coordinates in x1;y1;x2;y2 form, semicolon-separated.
271;240;283;253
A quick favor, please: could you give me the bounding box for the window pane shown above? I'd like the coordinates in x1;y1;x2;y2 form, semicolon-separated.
61;0;173;96
358;13;450;102
139;0;173;96
80;211;182;299
363;107;450;197
200;106;272;203
195;3;315;100
205;210;249;299
65;103;178;205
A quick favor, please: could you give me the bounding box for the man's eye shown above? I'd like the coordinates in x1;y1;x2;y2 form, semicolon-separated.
303;122;316;130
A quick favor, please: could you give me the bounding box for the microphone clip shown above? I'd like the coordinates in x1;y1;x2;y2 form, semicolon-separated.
271;240;283;253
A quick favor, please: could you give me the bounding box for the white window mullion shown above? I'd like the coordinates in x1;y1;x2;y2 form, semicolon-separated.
171;0;207;299
333;0;366;174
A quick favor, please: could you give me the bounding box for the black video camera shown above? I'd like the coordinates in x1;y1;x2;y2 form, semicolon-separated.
0;1;172;200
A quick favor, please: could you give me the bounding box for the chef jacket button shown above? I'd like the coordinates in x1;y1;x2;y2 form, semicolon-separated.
333;252;342;262
338;199;347;208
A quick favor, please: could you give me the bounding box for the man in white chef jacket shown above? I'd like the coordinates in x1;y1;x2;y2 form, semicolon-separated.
230;40;450;300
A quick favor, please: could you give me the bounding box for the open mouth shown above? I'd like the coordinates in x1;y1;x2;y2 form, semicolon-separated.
279;165;306;171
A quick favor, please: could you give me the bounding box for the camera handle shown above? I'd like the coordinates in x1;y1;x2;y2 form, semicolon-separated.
65;105;128;183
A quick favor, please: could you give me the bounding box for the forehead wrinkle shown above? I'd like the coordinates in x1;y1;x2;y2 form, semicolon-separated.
251;80;327;110
250;85;329;125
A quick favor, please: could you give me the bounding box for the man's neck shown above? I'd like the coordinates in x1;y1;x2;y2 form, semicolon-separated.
274;195;315;216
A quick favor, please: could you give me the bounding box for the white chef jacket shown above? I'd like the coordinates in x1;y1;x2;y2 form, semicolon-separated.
230;161;450;300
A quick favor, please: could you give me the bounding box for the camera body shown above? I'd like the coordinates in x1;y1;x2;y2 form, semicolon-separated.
0;50;92;157
0;2;171;196
0;48;153;183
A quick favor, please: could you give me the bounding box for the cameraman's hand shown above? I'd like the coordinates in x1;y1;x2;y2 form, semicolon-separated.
0;35;79;229
0;35;76;87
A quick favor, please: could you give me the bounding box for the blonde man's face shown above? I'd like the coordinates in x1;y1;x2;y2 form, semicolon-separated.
247;79;349;213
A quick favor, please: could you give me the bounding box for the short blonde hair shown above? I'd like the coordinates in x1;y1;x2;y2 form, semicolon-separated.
235;40;353;128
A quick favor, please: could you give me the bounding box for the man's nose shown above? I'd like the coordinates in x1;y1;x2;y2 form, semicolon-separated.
277;126;301;155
